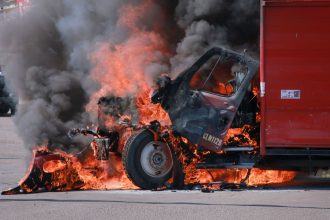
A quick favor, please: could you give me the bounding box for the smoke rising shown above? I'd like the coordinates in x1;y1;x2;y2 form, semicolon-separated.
0;0;259;150
171;0;260;75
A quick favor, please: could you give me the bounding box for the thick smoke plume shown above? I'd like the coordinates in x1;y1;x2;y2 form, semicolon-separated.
171;0;260;74
0;0;259;150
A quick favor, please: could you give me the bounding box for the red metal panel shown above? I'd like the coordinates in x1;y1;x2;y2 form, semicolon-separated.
262;0;330;149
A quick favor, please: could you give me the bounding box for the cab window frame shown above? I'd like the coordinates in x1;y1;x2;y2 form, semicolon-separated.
188;55;248;97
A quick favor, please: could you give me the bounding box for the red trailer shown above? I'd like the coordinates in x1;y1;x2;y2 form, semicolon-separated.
257;0;330;171
260;0;330;154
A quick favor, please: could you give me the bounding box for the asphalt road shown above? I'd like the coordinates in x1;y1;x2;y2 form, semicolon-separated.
1;117;330;220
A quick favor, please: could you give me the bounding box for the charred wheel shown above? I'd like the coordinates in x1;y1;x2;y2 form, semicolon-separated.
122;129;174;189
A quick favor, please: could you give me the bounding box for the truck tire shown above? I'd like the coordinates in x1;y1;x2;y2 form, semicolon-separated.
122;129;175;189
0;104;10;115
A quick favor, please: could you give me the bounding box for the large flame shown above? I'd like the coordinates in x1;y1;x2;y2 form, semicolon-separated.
87;0;170;114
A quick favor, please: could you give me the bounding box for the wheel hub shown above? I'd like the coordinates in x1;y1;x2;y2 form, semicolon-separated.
152;152;164;166
140;141;173;178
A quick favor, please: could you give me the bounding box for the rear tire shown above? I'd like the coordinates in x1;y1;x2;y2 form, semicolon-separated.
0;104;10;115
122;129;175;189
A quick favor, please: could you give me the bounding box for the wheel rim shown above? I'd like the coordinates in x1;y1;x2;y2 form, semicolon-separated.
140;141;173;178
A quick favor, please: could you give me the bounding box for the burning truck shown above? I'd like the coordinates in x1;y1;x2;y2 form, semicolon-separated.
3;46;269;194
3;0;330;194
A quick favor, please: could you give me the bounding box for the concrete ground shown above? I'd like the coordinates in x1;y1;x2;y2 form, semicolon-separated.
1;117;330;220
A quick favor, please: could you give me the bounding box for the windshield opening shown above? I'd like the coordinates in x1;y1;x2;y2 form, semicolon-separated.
189;55;248;96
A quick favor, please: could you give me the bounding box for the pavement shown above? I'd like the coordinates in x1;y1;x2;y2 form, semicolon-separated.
1;117;330;220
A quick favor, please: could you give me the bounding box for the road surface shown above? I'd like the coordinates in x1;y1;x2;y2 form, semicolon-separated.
1;117;330;220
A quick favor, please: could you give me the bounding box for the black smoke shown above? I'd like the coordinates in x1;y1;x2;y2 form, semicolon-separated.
0;0;259;150
171;0;260;75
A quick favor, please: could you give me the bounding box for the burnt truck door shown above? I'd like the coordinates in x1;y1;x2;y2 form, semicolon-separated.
162;48;259;153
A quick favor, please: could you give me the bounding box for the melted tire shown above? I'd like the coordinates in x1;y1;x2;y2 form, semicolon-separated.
122;129;174;189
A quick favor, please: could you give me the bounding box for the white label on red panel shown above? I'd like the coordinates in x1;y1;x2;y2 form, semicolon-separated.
281;90;301;99
260;82;265;97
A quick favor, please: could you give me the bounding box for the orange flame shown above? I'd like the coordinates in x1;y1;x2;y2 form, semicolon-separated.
87;0;170;115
